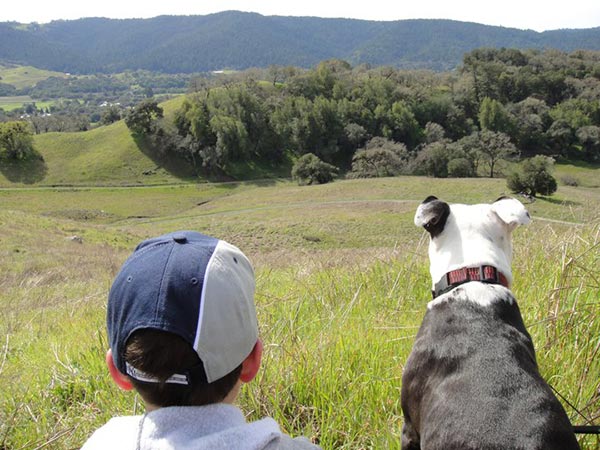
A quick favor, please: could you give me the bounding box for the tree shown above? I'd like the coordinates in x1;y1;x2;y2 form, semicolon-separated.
343;123;368;150
424;122;445;144
210;114;249;167
507;155;557;197
576;125;600;162
546;119;576;158
507;97;550;156
349;137;409;178
291;153;338;185
476;130;518;178
101;106;121;125
478;97;513;135
388;101;421;149
412;141;451;178
124;99;164;134
0;122;36;160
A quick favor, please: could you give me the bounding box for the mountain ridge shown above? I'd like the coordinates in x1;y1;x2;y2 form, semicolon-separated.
1;11;599;73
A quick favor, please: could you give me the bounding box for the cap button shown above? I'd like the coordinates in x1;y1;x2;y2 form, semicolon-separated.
172;233;188;244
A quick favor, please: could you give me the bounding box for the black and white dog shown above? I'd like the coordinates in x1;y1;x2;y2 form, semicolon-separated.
401;196;579;450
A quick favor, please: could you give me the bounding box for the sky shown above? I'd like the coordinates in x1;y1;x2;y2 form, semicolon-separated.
3;0;600;32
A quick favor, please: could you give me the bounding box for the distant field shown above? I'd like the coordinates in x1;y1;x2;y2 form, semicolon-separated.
554;160;600;188
0;95;55;112
0;64;67;90
0;177;598;448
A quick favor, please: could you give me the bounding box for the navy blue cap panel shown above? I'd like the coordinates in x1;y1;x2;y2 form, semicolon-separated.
154;240;211;338
107;231;219;375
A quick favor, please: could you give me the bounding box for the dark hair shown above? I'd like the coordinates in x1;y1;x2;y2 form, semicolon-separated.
123;329;242;407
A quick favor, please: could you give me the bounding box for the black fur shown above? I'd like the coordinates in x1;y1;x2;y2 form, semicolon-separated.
419;197;450;239
401;289;580;450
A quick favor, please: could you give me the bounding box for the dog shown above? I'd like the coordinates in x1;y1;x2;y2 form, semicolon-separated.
401;196;579;450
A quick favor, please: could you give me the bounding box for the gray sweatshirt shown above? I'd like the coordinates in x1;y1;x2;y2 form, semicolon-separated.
81;403;320;450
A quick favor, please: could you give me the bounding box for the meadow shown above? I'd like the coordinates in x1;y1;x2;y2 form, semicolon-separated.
0;65;68;91
0;176;599;449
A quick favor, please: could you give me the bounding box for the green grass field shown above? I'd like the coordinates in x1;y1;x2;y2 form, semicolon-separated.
0;96;55;112
0;175;598;449
0;65;68;90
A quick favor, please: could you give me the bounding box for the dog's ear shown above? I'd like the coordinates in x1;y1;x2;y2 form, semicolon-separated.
491;197;531;230
414;196;450;237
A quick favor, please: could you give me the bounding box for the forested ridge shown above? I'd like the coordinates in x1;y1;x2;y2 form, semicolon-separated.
1;12;600;73
122;48;600;185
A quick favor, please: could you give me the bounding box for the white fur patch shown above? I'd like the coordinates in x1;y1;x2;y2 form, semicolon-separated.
427;282;514;309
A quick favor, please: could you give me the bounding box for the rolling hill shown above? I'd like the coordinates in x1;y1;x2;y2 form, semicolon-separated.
1;12;599;73
0;96;190;186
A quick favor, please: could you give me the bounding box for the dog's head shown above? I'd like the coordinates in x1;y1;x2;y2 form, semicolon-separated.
414;196;531;289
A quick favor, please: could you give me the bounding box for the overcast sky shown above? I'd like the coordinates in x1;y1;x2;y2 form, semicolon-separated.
3;0;600;32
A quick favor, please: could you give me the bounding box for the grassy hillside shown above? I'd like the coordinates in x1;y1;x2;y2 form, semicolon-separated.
0;96;197;187
0;177;598;448
31;121;193;185
0;64;68;89
0;94;295;186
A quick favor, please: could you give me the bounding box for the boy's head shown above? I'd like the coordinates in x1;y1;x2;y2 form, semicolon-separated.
106;231;260;407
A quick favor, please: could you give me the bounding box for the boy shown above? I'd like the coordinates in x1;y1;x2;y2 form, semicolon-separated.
82;231;320;449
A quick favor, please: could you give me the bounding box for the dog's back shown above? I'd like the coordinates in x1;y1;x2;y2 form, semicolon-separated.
401;284;579;450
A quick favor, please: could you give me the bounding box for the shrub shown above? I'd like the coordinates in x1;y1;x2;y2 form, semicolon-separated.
506;170;526;193
291;153;338;185
507;155;558;197
560;175;579;187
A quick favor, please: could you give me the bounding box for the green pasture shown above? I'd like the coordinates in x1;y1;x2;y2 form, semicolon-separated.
0;65;68;90
555;160;600;188
0;96;54;112
0;176;598;448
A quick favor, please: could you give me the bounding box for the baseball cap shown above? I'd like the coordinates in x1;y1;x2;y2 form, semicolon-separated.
107;231;258;385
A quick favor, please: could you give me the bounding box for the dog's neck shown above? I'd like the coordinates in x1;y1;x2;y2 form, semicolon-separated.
432;264;510;299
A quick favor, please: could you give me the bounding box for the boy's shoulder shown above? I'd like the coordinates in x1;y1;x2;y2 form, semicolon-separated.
81;415;141;449
81;406;321;450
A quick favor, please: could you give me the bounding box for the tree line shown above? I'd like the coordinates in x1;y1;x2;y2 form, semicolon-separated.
124;48;599;185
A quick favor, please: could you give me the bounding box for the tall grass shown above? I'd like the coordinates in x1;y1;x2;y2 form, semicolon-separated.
0;178;598;449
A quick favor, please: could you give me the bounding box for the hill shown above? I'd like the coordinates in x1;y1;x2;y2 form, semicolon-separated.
0;96;190;186
0;63;67;89
0;95;293;187
1;12;599;73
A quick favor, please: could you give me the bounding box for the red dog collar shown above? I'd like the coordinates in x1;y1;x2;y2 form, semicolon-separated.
433;265;509;299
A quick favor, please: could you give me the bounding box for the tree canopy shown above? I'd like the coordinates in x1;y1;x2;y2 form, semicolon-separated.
0;121;36;160
121;48;600;182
